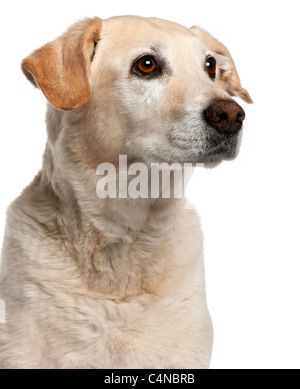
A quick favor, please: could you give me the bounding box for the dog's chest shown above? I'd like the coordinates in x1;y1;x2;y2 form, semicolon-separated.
54;288;201;369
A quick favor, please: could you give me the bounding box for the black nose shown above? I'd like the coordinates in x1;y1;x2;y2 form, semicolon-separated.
204;100;245;134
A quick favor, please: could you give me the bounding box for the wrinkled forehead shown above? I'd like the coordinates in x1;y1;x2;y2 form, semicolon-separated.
99;16;206;61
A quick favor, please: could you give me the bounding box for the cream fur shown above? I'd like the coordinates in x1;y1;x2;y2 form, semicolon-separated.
0;15;251;369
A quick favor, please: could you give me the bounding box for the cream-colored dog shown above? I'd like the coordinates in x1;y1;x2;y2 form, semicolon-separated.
0;16;252;369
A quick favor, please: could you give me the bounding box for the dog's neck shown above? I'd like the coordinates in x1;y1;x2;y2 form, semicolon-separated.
41;108;187;295
45;142;180;240
44;106;185;239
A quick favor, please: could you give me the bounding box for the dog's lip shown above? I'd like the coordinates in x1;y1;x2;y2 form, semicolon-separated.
199;150;237;164
151;146;239;165
170;137;239;160
170;127;241;150
204;140;238;156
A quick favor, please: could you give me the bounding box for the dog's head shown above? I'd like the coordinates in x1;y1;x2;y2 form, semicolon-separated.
22;16;252;167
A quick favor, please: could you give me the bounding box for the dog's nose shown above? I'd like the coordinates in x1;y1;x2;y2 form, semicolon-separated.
204;100;245;133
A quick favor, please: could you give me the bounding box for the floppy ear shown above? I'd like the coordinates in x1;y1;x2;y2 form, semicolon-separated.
190;26;253;104
22;17;102;111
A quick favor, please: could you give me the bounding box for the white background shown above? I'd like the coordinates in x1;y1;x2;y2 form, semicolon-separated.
0;0;299;369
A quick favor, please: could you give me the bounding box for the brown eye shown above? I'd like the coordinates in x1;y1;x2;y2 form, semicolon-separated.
133;55;160;78
205;56;216;79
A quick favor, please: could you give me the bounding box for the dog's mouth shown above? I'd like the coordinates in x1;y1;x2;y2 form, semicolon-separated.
169;127;242;165
198;136;241;164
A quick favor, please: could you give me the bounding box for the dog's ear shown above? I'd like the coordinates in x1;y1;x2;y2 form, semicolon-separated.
190;26;253;104
22;18;102;111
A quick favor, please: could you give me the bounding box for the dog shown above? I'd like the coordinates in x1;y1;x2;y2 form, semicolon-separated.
0;15;252;369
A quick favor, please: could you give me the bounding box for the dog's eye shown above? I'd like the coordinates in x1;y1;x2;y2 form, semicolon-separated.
205;57;216;80
132;56;160;78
